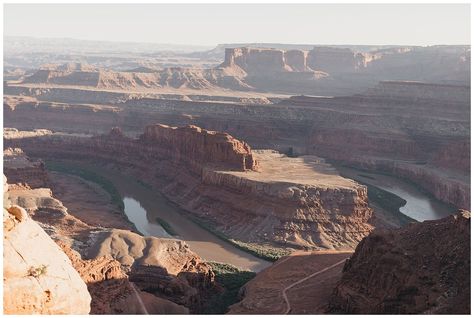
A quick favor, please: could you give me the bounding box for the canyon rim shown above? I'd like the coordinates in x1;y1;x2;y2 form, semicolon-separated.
2;2;471;316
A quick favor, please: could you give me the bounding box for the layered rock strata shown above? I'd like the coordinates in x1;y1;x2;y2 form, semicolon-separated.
4;81;469;210
329;210;471;314
4;125;373;250
4;164;216;313
3;147;49;188
141;124;258;171
3;177;91;314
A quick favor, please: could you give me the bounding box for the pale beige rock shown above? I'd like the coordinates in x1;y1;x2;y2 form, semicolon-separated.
7;205;28;221
3;205;91;314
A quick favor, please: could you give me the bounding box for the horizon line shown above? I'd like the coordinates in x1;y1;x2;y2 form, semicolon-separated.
4;35;471;48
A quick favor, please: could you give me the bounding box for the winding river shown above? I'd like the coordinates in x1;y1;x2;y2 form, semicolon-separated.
336;166;456;221
52;161;455;274
75;164;271;272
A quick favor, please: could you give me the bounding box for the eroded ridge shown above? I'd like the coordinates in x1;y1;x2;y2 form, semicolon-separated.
5;125;373;251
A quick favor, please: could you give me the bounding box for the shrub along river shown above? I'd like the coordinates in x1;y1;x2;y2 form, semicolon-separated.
47;160;455;274
50;162;272;272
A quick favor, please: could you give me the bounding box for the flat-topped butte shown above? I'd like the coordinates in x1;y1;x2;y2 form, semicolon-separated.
214;150;360;191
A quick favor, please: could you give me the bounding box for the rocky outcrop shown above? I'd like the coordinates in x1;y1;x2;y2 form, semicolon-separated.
11;45;470;97
3;177;91;314
329;210;471;314
21;63;253;91
57;241;190;314
4;80;470;210
55;242;134;314
307;46;367;73
342;158;470;210
85;229;214;310
141;124;258;172
3;147;49;188
4;167;216;314
220;45;470;87
221;47;313;74
284;50;309;72
4;126;373;251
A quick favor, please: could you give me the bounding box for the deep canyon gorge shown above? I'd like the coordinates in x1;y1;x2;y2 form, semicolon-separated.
3;35;471;314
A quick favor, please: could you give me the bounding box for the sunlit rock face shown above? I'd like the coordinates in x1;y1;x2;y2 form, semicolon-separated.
3;176;91;314
5;125;374;251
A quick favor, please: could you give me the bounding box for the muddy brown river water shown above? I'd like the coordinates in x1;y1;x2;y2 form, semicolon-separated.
51;161;455;274
337;166;457;221
77;164;271;272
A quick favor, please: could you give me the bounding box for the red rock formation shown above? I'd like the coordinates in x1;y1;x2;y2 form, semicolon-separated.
21;63;253;91
4;80;469;210
307;46;367;73
141;124;258;172
4;126;373;251
3;148;49;188
55;242;133;314
221;47;286;74
4;168;216;314
329;210;470;314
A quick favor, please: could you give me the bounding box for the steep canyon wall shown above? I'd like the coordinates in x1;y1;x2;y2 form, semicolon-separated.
4;81;469;209
4;125;373;250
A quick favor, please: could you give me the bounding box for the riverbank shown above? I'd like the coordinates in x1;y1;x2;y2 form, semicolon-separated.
336;165;456;223
43;159;272;272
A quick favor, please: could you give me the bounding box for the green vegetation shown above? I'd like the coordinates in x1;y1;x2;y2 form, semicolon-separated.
229;239;290;261
45;161;124;211
46;161;288;262
202;262;256;314
178;211;289;261
155;217;177;236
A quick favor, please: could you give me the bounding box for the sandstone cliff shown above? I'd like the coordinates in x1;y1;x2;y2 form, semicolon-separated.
86;229;215;310
21;63;253;91
4;126;373;251
4;165;216;314
306;46;367;73
12;45;470;97
141;124;258;172
4;148;49;188
329;210;470;314
3;177;91;314
4;80;469;211
220;47;313;74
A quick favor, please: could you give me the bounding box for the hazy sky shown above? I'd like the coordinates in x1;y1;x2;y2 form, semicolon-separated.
4;4;471;46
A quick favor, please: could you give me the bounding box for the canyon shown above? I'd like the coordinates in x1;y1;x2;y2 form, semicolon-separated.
7;43;469;96
230;210;470;314
3;149;217;314
329;210;471;314
4;124;374;252
3;37;470;315
5;80;470;211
